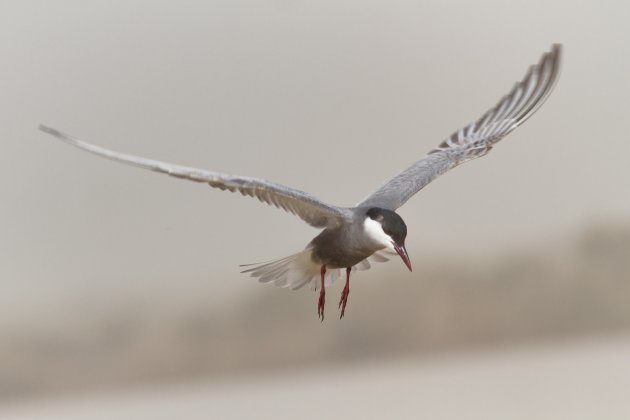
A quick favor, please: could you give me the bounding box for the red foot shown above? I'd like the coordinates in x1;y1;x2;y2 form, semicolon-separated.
318;265;326;321
339;267;351;318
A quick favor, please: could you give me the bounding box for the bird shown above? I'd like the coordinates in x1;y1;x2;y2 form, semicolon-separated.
39;44;561;321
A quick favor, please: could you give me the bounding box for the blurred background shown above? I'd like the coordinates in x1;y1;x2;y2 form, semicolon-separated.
2;0;630;418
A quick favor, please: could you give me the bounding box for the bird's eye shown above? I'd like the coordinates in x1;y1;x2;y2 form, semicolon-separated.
366;208;383;221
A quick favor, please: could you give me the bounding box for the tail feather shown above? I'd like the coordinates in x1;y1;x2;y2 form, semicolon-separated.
241;248;390;291
241;249;321;290
291;275;314;290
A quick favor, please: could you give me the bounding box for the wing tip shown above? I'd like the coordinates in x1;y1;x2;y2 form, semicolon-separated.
546;43;563;79
38;124;60;137
38;124;75;145
551;43;562;57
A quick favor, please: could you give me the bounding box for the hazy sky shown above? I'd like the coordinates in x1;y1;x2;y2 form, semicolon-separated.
1;0;629;314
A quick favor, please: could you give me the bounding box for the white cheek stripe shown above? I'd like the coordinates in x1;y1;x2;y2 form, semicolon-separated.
363;218;395;249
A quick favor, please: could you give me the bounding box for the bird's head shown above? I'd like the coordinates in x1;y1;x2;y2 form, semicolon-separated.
364;207;411;271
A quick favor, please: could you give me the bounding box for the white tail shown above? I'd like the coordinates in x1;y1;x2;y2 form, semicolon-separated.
241;248;320;290
241;248;390;291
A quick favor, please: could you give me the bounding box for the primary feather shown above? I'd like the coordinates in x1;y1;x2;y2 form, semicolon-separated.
38;125;352;229
358;44;561;210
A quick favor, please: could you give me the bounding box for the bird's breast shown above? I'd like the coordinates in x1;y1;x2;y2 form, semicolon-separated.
308;226;384;269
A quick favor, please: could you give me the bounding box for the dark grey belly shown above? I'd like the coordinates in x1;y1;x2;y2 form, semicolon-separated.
308;228;380;269
310;247;373;269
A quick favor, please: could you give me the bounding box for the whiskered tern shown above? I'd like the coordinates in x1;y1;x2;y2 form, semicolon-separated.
39;44;561;320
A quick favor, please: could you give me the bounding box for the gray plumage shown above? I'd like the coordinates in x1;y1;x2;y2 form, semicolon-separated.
38;44;562;308
38;125;352;229
358;44;561;210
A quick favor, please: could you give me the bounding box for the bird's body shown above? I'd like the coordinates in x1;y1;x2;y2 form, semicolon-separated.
239;207;408;317
310;208;403;269
39;45;562;320
311;220;375;269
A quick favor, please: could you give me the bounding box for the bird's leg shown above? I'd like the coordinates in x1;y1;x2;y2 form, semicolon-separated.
318;265;326;321
339;267;351;318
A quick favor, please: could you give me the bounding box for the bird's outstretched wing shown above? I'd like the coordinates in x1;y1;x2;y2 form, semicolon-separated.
358;44;562;210
39;125;352;228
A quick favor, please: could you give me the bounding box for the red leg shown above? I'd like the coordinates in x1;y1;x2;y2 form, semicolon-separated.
318;265;326;321
339;267;351;318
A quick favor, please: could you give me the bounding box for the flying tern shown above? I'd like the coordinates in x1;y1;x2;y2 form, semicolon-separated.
39;44;561;320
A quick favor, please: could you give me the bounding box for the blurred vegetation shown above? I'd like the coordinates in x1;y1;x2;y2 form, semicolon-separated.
2;225;630;401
